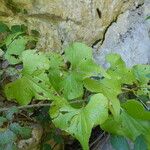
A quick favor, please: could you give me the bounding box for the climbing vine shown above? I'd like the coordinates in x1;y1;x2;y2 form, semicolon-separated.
0;22;150;150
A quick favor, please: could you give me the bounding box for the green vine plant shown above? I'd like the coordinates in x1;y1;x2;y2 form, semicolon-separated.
0;22;150;150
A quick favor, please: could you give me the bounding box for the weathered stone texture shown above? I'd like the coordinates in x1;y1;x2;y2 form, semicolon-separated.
0;0;144;51
94;0;150;67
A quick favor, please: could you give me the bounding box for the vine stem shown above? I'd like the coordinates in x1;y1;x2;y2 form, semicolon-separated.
0;100;87;113
0;103;51;112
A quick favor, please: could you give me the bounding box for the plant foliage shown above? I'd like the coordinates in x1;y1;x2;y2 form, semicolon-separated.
0;22;150;149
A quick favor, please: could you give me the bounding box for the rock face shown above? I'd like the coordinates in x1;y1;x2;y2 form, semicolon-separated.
0;0;144;52
94;0;150;67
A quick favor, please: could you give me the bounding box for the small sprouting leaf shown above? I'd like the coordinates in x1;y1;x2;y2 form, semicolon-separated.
0;129;17;145
110;135;130;150
10;123;32;139
5;36;28;64
0;22;9;33
50;93;108;150
122;100;150;120
133;135;147;150
5;50;55;105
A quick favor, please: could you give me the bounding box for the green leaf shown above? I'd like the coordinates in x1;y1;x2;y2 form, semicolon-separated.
50;93;108;150
65;42;92;69
110;135;130;150
122;100;150;120
22;50;50;74
76;59;107;79
84;78;121;117
134;135;147;150
5;36;28;64
106;53;125;68
0;129;17;145
60;72;83;100
5;50;55;105
133;65;150;84
4;32;23;47
0;22;9;33
133;65;150;97
10;123;32;138
47;52;65;92
47;52;64;69
65;42;108;79
62;42;109;99
101;111;150;141
48;69;63;92
106;53;135;84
